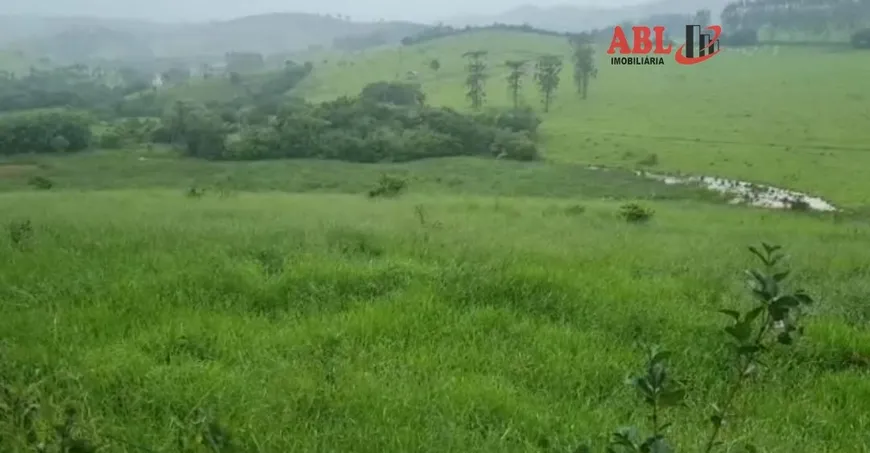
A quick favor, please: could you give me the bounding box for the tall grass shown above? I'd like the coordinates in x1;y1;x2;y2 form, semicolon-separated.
1;191;869;452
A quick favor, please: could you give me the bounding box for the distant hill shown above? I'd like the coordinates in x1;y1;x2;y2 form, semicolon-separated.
444;0;731;32
0;13;428;63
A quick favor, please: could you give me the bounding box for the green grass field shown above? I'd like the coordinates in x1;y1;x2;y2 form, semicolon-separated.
2;31;870;452
297;32;870;206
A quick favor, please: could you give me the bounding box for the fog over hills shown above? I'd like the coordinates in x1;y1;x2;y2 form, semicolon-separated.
0;0;728;63
0;0;640;23
0;14;427;61
445;0;730;31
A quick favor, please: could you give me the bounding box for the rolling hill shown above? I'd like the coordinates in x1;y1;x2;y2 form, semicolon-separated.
285;29;870;206
0;13;429;62
2;21;870;453
444;0;732;31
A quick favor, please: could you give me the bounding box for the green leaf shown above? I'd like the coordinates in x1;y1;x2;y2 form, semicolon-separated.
773;270;790;282
746;269;766;286
747;246;767;265
725;321;752;343
736;344;763;356
751;287;772;302
573;445;592;453
777;332;793;345
793;290;815;305
774;295;801;307
762;242;781;254
718;309;741;321
649;438;673;453
745;306;765;324
768;253;783;266
610;428;638;449
650;350;672;365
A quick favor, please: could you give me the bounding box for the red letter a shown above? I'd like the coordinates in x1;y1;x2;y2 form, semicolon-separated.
631;26;652;53
606;26;631;54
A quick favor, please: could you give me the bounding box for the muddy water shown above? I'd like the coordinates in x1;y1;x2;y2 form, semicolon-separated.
634;170;837;212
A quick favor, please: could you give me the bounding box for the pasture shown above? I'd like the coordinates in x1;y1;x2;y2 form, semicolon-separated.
2;30;870;452
298;32;870;206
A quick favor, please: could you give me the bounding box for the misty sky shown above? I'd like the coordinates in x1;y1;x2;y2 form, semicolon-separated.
5;0;650;23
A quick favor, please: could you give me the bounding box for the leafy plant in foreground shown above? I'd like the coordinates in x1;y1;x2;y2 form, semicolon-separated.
577;243;816;452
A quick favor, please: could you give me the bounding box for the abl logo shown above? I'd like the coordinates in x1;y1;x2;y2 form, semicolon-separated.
607;24;722;66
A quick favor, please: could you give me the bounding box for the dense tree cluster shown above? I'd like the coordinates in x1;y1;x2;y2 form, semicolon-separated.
0;109;92;155
112;61;313;119
0;65;149;113
721;0;870;42
162;81;542;162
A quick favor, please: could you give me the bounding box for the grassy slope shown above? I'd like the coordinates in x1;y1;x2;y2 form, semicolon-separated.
294;31;870;206
3;191;870;452
2;31;870;452
0;149;714;201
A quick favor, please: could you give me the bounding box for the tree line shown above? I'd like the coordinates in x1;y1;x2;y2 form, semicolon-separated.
0;65;151;114
0;79;545;164
721;0;870;39
401;23;571;46
460;33;597;114
163;81;542;162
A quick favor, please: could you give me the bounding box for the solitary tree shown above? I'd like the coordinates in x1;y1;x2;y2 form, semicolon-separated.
504;59;526;109
429;58;441;72
534;55;562;112
568;33;597;100
462;50;488;110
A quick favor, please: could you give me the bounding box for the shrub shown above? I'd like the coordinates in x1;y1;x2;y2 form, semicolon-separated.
27;176;53;190
851;28;870;49
223;126;282;160
479;106;542;138
619;203;654;223
0;109;92;155
368;174;407;198
49;135;70;152
637;153;659;167
491;130;539;161
99;131;124;149
160;82;541;164
162;101;228;158
575;243;815;452
360;81;426;106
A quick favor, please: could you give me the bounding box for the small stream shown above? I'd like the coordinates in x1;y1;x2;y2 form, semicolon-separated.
633;170;838;212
